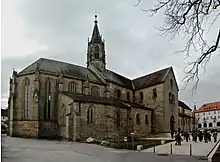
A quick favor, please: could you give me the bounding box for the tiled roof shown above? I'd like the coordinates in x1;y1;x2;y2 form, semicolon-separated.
195;101;220;113
132;67;171;90
102;70;133;89
18;58;103;83
178;100;191;110
18;58;173;90
63;92;130;109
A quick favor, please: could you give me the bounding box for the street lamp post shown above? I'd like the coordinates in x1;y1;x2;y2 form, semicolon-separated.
130;132;135;150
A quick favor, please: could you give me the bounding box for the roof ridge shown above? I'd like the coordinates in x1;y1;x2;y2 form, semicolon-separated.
132;66;172;81
39;57;87;69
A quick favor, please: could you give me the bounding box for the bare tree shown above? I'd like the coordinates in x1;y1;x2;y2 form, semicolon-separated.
135;0;220;91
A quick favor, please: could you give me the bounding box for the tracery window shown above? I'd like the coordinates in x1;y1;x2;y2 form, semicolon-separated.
24;78;31;119
94;46;99;59
68;82;77;93
91;86;99;96
136;113;140;125
44;79;51;119
87;106;93;124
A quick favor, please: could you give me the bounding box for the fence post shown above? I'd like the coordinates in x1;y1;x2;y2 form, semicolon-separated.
190;144;192;155
170;144;172;154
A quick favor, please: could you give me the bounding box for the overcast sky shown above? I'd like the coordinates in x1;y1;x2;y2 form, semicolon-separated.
1;0;220;109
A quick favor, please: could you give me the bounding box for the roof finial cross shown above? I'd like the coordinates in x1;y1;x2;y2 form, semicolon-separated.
94;11;98;23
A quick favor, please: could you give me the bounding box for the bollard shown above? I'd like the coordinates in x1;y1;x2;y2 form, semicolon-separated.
190;144;192;155
170;144;172;154
153;145;155;153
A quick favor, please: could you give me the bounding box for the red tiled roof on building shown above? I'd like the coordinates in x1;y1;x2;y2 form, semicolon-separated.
194;101;220;113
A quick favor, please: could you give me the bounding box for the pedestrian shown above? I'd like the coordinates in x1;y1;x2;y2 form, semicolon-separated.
185;132;189;142
177;132;182;146
199;130;203;142
213;131;218;143
204;129;208;143
208;132;211;142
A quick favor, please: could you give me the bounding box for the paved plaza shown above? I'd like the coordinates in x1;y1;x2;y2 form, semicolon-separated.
142;134;220;157
1;135;217;162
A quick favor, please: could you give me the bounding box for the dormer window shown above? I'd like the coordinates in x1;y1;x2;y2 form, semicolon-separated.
94;46;99;59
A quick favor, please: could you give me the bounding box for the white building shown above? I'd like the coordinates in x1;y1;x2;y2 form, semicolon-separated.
194;102;220;130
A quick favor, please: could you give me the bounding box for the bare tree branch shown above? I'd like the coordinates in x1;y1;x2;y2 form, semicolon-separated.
135;0;220;91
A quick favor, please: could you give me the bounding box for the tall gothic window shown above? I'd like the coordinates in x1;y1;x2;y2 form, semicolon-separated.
24;78;31;119
68;82;77;93
136;113;140;125
94;46;99;59
87;106;93;124
91;86;99;96
170;79;173;91
127;92;130;101
115;89;121;99
44;79;51;120
116;111;120;128
153;88;157;99
145;115;149;125
139;92;143;101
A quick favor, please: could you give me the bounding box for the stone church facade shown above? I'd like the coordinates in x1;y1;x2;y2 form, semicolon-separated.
8;15;179;141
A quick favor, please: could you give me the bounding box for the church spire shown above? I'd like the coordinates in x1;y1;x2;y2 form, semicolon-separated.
91;14;102;43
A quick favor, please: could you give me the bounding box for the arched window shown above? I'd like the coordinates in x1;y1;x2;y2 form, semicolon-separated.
115;89;121;99
217;122;220;127
68;82;77;93
94;46;99;59
116;111;120;128
60;104;66;125
145;115;149;125
169;92;173;103
153;88;157;99
198;123;202;128
203;123;207;128
170;79;173;91
91;86;99;96
136;113;140;125
44;79;51;120
139;92;143;101
24;78;31;119
87;106;93;124
127;92;130;101
209;122;213;127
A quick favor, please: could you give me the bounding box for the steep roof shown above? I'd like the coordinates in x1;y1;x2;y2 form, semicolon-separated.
18;58;174;90
90;15;102;43
178;100;191;110
195;101;220;113
63;92;130;109
132;67;171;90
19;58;103;83
102;70;133;89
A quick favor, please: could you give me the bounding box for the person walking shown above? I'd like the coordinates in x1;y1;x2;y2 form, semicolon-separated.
199;130;203;142
185;132;189;142
204;129;208;143
213;132;218;142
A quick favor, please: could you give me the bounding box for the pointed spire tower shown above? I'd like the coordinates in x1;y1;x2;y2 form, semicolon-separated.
87;14;106;71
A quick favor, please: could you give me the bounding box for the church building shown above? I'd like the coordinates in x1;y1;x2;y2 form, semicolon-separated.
8;15;179;141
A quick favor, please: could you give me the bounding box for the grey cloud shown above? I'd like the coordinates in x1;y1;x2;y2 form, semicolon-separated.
2;0;219;108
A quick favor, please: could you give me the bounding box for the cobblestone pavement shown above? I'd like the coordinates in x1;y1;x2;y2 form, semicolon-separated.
1;135;208;162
